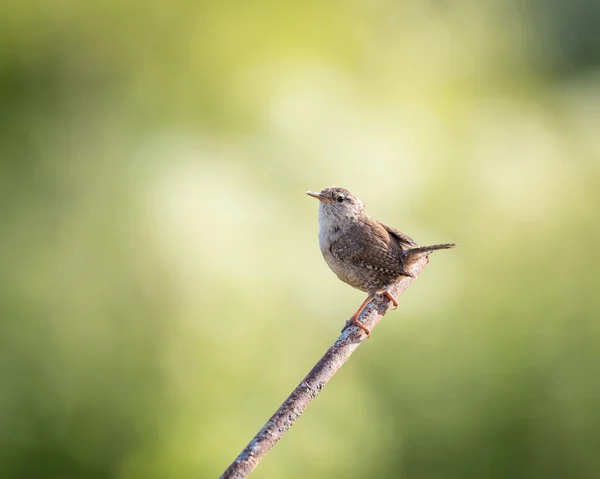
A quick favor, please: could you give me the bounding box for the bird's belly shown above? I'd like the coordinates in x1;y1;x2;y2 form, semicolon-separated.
321;246;387;293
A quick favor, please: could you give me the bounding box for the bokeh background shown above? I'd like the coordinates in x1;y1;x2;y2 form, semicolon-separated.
2;0;600;478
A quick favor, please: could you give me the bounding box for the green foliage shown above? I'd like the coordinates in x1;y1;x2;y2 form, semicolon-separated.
1;1;600;478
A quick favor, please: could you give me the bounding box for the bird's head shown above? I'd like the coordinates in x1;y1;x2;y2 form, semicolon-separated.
306;187;365;222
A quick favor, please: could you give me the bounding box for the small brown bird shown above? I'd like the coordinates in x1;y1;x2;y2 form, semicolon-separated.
307;187;456;337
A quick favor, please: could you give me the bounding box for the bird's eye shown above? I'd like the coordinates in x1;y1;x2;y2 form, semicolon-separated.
336;195;344;203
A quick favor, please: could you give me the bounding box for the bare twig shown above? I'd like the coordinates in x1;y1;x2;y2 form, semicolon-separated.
220;256;430;479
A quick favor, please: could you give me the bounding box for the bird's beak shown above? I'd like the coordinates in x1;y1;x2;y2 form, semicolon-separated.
306;191;332;203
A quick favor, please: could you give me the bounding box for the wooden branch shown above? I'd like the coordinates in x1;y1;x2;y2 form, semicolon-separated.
220;256;430;479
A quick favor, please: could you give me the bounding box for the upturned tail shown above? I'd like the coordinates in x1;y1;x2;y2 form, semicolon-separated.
402;243;457;264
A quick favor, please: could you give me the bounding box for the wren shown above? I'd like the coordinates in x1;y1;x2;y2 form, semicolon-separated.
307;187;456;337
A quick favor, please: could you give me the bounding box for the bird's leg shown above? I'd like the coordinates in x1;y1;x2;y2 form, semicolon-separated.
341;293;375;337
382;290;399;310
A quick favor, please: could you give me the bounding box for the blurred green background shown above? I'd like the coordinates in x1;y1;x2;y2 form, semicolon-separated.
1;0;600;478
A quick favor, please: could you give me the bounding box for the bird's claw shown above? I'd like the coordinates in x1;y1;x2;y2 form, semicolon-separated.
341;316;371;338
382;291;399;310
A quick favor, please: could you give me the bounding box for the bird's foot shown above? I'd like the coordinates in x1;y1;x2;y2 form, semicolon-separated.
382;290;399;310
341;293;375;338
342;315;371;338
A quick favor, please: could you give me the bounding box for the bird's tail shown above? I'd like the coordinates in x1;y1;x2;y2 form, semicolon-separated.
402;243;457;264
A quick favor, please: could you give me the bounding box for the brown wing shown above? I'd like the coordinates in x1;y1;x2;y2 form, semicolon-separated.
378;222;418;250
329;219;409;277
